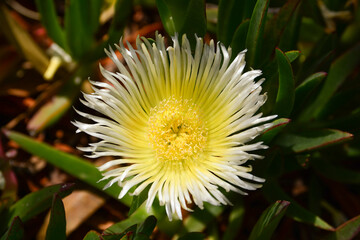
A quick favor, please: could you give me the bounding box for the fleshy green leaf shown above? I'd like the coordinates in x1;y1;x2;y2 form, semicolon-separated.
217;0;255;46
222;204;245;240
276;129;353;153
312;157;360;184
45;194;66;240
249;200;290;240
156;0;206;45
285;50;301;63
83;231;101;240
245;0;269;67
129;186;150;216
104;205;149;236
262;0;301;63
300;43;360;121
0;183;73;234
35;0;67;50
263;181;334;230
258;118;291;144
293;72;327;115
325;215;360;240
0;217;24;240
134;215;157;240
178;232;205;240
4;130;132;206
230;19;250;59
273;48;295;118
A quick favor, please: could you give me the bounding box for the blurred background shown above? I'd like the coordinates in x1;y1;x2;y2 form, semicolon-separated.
0;0;360;239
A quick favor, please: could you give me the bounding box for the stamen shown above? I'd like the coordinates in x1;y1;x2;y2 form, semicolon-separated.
148;97;207;162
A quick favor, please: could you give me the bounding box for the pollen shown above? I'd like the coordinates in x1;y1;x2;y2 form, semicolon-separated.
148;97;207;162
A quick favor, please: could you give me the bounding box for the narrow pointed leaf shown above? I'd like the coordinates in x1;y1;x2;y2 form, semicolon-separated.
35;0;67;50
258;118;291;144
285;50;300;63
83;231;100;240
0;183;73;233
156;0;206;45
276;129;353;153
217;0;255;46
0;217;23;240
249;200;290;240
312;157;360;184
129;186;150;216
134;215;157;239
45;194;66;240
245;0;269;67
178;232;205;240
4;130;132;206
300;43;360;121
230;19;250;58
263;181;334;230
325;215;360;240
273;48;295;117
222;204;245;240
294;72;326;114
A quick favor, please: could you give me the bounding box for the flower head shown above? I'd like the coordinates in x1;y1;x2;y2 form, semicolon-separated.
74;34;275;220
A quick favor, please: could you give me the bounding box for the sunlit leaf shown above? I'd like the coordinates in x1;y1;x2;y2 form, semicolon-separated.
0;217;23;240
4;130;132;206
263;181;334;230
273;48;295;118
249;200;290;240
45;194;66;240
0;5;49;74
276;129;353;153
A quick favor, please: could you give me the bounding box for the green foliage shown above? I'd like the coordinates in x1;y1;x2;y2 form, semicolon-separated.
45;194;67;240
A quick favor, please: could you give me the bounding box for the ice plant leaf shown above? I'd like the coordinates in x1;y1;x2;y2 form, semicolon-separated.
276;129;353;153
217;0;255;46
156;0;206;44
294;72;327;115
75;34;275;220
245;0;269;67
83;231;100;240
178;232;205;240
258;118;291;144
0;183;73;234
0;217;24;240
222;204;245;240
35;0;67;50
248;200;290;240
230;19;250;59
285;50;301;63
45;194;66;240
4;130;132;206
135;215;157;239
273;48;295;118
300;43;360;121
325;215;360;240
263;181;334;230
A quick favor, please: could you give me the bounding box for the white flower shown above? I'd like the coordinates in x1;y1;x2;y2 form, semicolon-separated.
74;33;276;220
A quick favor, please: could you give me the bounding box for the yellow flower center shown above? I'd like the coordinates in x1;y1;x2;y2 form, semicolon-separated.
148;97;207;162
